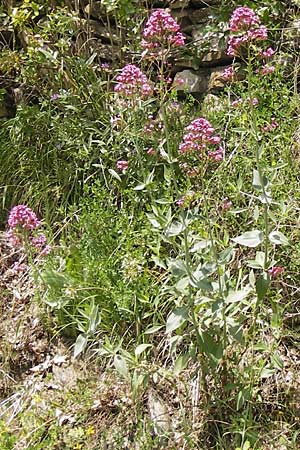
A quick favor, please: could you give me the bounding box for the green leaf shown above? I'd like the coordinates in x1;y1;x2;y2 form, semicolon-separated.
270;352;284;370
226;289;251;304
133;183;146;191
242;441;251;450
144;325;164;335
174;353;190;375
135;344;152;356
145;169;155;185
41;269;68;289
175;276;189;293
147;214;161;229
114;354;129;378
155;198;171;204
165;220;186;237
218;247;234;264
167;258;188;277
260;367;276;378
232;230;264;248
256;272;270;301
269;231;289;245
73;334;88;358
108;168;122;182
253;169;269;191
253;169;272;203
199;330;223;363
166;307;188;333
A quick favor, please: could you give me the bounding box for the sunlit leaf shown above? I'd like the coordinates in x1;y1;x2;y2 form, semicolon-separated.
135;344;152;356
232;230;264;248
269;230;289;245
166;307;188;333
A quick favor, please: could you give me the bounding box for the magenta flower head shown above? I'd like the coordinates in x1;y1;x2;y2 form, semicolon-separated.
227;7;268;57
8;205;40;231
142;9;185;52
222;65;235;81
268;266;284;278
179;118;221;156
260;47;275;58
114;65;152;98
261;64;275;76
116;160;128;171
229;7;260;32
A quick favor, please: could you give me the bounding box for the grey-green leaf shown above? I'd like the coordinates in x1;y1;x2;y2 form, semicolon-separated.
232;230;264;248
166;307;188;333
269;231;289;246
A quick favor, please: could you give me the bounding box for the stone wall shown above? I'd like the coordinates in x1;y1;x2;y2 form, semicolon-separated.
82;0;231;95
0;0;296;116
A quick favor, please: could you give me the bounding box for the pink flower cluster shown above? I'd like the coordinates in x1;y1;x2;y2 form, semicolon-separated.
114;65;152;98
268;266;284;278
116;160;128;171
260;47;275;58
144;116;164;135
232;98;243;108
262;118;279;133
222;65;235;81
229;7;260;32
179;118;222;162
6;205;51;256
227;7;268;57
176;191;195;208
260;64;275;76
8;205;40;230
141;9;185;52
221;197;233;211
31;234;51;255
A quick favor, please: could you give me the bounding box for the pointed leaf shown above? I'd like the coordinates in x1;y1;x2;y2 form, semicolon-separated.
165;220;186;237
256;272;270;301
174;353;190;375
144;325;164;335
167;258;188;277
114;354;129;378
135;344;152;356
133;183;146;191
108;168;122;182
73;334;88;358
269;231;289;246
232;230;264;248
166;307;188;333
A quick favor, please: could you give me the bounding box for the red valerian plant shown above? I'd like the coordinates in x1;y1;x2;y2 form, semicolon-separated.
6;205;51;256
141;9;185;54
8;204;41;231
114;65;152;98
227;6;268;57
179;118;223;163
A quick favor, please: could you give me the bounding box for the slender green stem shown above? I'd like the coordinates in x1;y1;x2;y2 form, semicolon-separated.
201;174;227;349
247;47;270;271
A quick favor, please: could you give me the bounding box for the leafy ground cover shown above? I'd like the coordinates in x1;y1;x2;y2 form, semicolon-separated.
1;1;300;449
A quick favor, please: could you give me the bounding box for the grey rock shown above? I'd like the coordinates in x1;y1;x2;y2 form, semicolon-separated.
173;69;208;93
192;27;231;66
84;1;108;19
208;66;227;91
174;55;200;70
202;93;226;114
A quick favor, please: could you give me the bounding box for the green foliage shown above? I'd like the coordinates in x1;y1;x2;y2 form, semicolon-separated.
41;183;160;346
1;1;300;448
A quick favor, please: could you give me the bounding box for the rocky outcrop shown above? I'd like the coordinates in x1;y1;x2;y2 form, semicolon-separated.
0;0;290;116
77;0;231;96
